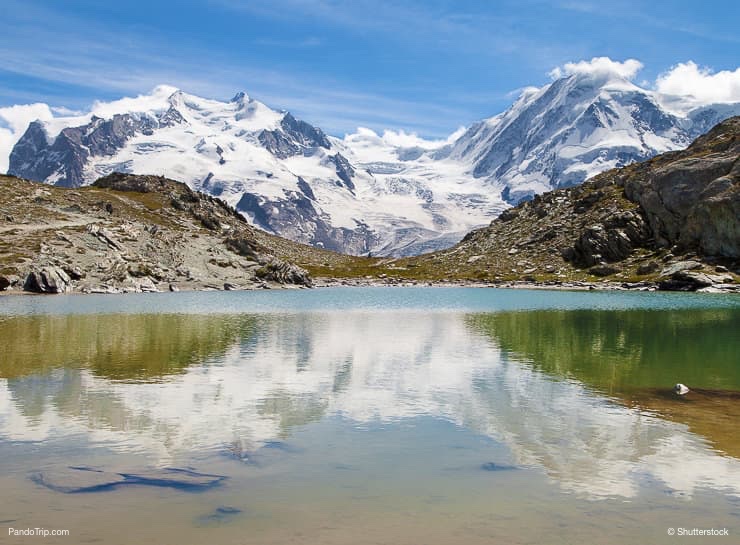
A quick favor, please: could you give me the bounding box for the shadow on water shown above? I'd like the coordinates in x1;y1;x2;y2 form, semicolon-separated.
0;313;256;381
468;308;740;457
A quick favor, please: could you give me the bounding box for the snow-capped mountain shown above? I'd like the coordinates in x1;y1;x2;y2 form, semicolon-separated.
5;69;739;255
440;70;740;204
6;85;501;256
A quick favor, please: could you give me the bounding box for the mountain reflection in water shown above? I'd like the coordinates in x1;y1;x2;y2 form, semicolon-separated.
1;309;739;501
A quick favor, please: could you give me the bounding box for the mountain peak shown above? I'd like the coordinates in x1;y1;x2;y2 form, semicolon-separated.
230;91;249;103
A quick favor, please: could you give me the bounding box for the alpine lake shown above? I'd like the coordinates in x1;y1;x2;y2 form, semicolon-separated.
1;287;738;544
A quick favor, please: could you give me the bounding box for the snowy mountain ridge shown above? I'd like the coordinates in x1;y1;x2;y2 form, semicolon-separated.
5;66;739;256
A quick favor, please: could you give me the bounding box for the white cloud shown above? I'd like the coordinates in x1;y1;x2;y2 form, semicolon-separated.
655;61;740;107
0;103;55;173
380;126;466;149
90;84;179;119
343;125;466;152
549;57;643;81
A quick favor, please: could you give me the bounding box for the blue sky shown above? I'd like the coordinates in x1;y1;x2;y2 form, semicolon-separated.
1;0;738;137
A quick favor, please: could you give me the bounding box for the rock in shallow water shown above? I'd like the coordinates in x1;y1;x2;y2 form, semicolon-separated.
195;506;244;527
480;462;519;472
30;466;226;493
30;467;127;493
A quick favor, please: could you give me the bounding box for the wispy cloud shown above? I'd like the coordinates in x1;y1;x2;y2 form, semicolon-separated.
556;0;740;44
210;0;571;60
0;0;491;136
252;36;323;48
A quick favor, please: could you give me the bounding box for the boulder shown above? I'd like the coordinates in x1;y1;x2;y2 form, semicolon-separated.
255;259;312;287
660;260;702;277
137;277;159;293
636;261;659;275
23;267;71;293
589;264;621;277
658;270;715;291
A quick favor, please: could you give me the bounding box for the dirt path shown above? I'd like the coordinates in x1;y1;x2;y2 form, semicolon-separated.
0;218;94;234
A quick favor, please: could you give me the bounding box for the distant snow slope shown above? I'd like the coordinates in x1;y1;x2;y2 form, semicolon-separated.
6;69;739;255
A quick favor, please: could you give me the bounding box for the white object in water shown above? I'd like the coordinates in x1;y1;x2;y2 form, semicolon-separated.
674;383;690;395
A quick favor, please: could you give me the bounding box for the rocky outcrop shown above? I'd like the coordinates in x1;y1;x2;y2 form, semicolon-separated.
621;121;739;257
255;259;313;287
563;117;739;268
328;153;356;191
0;173;314;294
258;112;331;159
23;267;72;293
0;275;12;291
568;210;650;267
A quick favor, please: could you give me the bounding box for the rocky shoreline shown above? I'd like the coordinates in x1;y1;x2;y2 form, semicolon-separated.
313;276;739;293
3;274;738;296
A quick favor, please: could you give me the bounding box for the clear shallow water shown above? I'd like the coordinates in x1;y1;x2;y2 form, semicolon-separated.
0;288;739;544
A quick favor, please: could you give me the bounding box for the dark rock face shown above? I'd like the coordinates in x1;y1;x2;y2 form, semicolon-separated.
296;177;315;200
258;112;331;159
256;259;313;287
9;111;180;187
570;210;650;267
280;112;331;149
328;153;356;191
658;271;715;291
24;267;71;293
235;192;276;232
622;118;739;258
258;129;300;159
236;190;378;255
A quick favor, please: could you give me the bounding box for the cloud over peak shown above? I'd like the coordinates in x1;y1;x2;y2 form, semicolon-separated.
549;57;644;81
